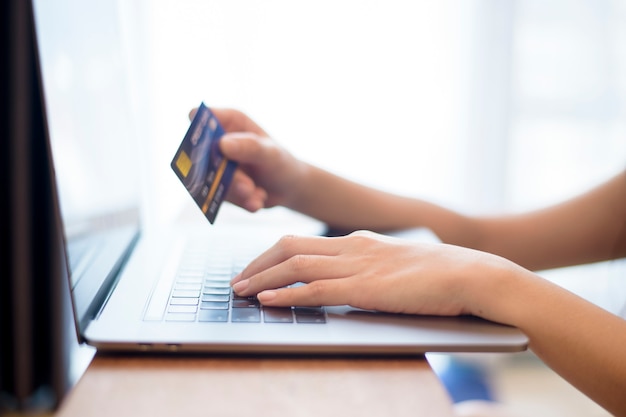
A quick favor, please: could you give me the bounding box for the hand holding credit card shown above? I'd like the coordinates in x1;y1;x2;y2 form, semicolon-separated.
171;103;237;224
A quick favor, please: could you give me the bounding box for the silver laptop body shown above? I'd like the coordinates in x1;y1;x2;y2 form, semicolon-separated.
33;0;528;356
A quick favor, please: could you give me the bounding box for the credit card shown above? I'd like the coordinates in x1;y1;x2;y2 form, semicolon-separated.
171;103;237;224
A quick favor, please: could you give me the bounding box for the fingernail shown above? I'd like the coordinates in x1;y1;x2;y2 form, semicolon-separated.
257;290;277;303
232;279;249;294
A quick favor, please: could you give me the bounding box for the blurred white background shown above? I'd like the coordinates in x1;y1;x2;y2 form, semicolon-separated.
118;0;626;317
32;1;625;413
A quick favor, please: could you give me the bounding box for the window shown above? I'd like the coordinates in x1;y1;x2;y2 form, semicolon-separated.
121;0;626;315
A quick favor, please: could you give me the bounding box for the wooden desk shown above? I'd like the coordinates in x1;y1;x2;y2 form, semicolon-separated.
55;355;454;417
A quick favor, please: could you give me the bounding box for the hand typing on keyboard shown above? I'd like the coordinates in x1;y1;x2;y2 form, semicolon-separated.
165;243;325;324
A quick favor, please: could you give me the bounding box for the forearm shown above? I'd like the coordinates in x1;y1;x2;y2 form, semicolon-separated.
467;265;626;416
285;164;477;235
470;170;626;270
285;165;626;270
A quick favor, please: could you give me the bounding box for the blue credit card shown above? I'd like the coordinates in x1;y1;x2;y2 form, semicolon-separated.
171;103;237;224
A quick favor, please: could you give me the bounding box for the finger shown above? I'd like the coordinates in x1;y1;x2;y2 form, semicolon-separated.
188;107;198;121
219;132;273;165
233;253;351;297
210;108;268;135
225;170;267;212
257;278;354;307
236;235;344;283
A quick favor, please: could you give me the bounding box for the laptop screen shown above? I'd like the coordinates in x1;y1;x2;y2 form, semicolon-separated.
33;0;141;331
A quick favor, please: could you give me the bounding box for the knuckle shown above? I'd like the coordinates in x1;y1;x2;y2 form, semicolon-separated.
304;280;329;303
231;108;246;119
264;141;282;160
349;230;376;241
279;234;299;243
276;234;299;253
348;230;378;247
288;254;311;272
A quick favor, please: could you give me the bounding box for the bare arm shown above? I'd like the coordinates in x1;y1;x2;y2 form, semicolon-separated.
467;171;626;270
286;166;626;270
212;108;626;414
212;108;626;270
469;262;626;416
231;232;626;416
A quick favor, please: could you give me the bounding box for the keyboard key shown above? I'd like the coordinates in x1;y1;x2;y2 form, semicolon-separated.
232;298;260;308
295;315;326;324
172;290;201;298
177;269;205;277
231;308;261;323
165;313;196;322
294;307;326;324
200;301;229;310
293;306;324;314
232;293;257;300
201;294;229;303
175;282;202;291
168;305;198;314
198;309;229;322
169;297;199;306
204;268;231;282
176;276;203;283
204;279;230;288
203;287;230;295
263;307;294;323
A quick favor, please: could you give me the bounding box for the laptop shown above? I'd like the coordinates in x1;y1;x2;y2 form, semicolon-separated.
32;0;528;356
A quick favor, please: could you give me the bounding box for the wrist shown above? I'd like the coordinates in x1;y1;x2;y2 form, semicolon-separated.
281;161;316;210
459;252;536;327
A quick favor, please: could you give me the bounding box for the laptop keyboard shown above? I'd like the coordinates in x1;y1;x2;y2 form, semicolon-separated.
162;242;326;324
